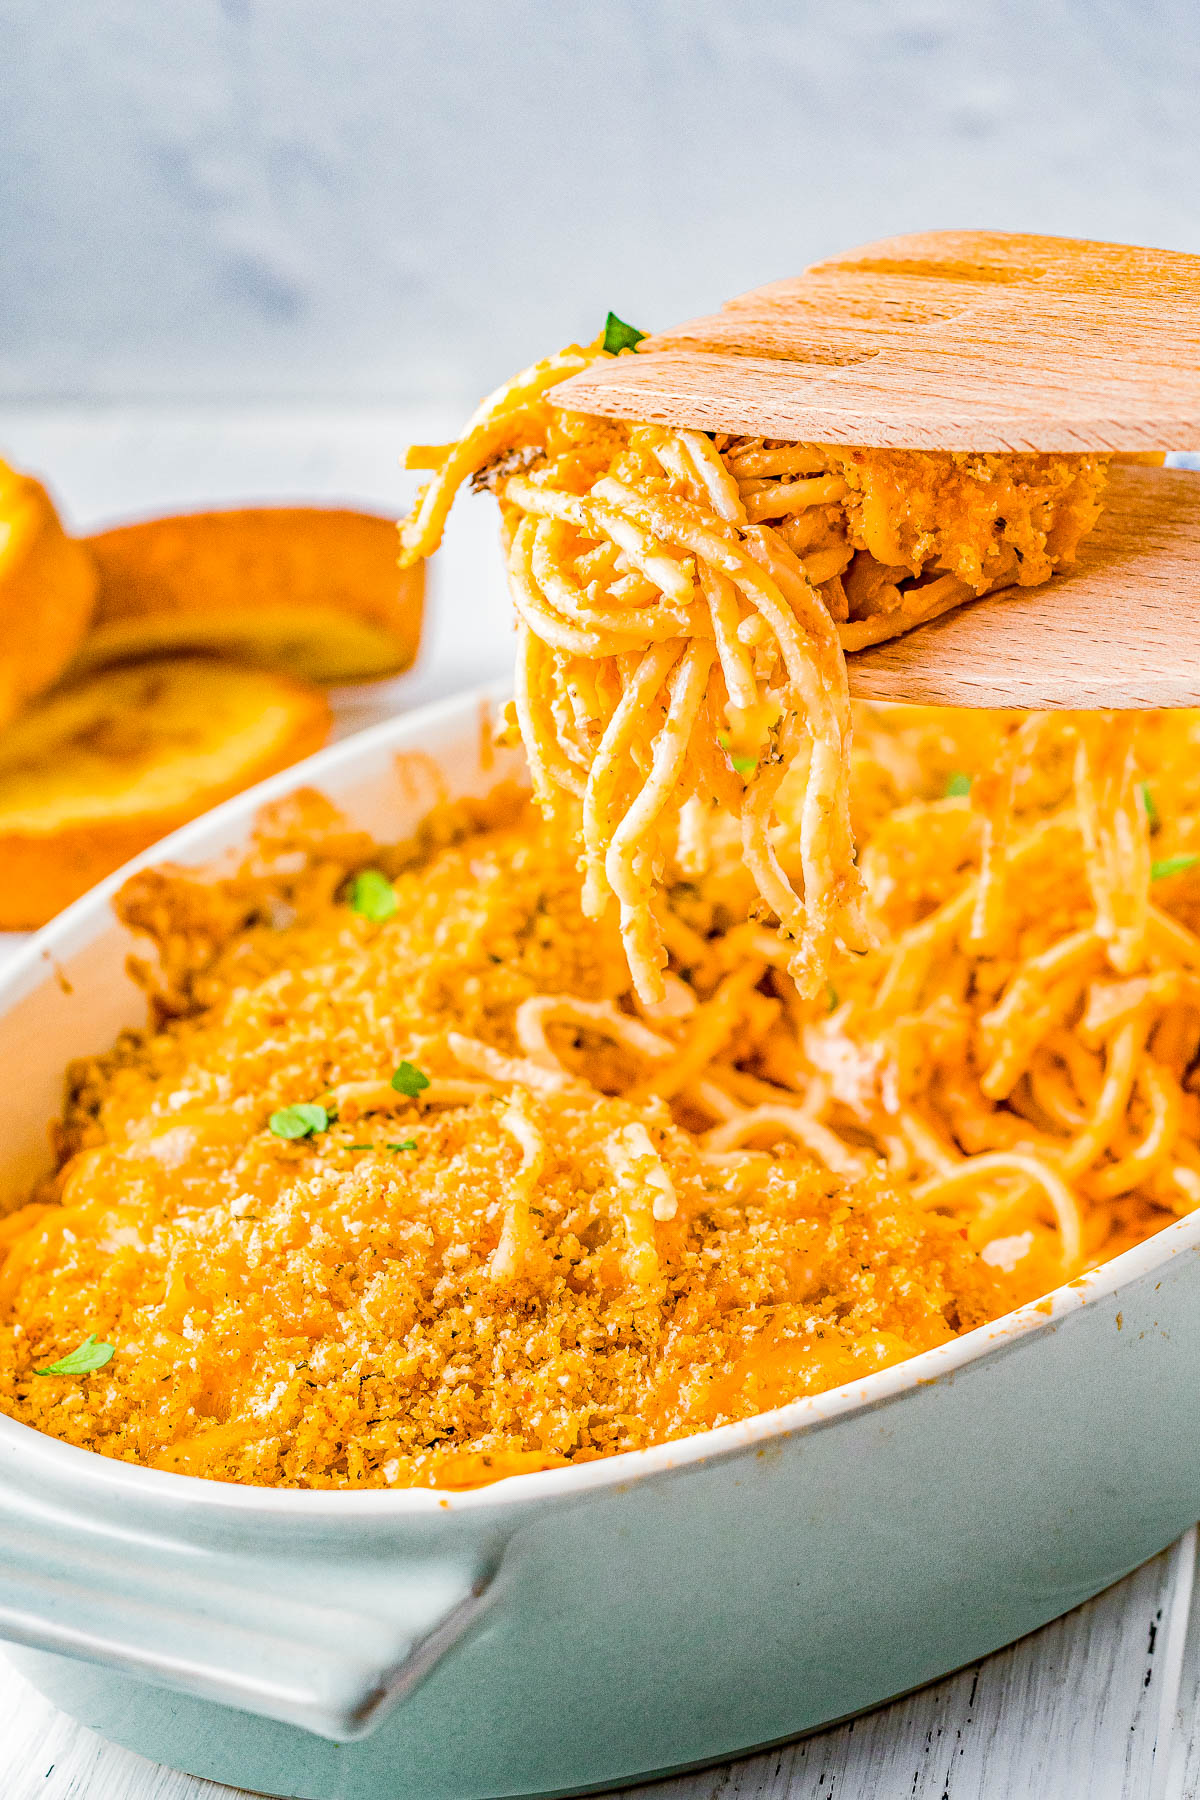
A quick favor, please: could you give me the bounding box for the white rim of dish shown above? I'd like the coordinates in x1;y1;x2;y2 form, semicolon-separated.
2;683;1195;1519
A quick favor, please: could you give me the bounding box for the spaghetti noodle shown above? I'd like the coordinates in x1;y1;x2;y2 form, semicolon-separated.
399;332;1108;1005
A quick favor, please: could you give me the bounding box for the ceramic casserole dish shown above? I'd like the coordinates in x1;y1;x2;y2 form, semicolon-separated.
1;686;1199;1800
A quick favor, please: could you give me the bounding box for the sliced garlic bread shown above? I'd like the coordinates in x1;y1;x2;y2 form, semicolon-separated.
72;507;423;683
0;658;330;927
0;460;97;729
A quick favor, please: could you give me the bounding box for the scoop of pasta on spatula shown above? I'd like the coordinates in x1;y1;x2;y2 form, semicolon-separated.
397;234;1154;1005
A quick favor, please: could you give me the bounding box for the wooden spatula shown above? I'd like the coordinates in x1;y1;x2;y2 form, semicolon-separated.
551;231;1200;708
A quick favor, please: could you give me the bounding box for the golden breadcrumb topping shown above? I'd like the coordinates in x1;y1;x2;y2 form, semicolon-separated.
8;694;1199;1494
826;447;1107;599
0;784;1004;1489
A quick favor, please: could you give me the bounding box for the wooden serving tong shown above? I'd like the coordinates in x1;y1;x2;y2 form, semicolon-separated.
551;231;1200;709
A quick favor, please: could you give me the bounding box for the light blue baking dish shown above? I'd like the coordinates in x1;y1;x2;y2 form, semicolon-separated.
1;686;1198;1800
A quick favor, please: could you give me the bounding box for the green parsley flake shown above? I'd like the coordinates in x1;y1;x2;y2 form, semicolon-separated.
343;1143;373;1152
349;868;397;922
717;731;757;777
387;1140;418;1153
825;982;839;1012
35;1333;115;1377
390;1061;431;1098
269;1102;330;1140
603;312;646;355
1138;782;1161;832
945;772;972;798
1151;854;1200;881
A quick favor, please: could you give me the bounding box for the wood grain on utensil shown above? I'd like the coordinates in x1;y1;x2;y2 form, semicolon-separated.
552;231;1200;451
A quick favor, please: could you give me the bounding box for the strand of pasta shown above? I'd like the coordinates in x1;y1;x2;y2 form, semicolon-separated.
399;345;598;560
580;640;682;917
605;1123;676;1291
490;1098;547;1283
446;1031;575;1095
703;1105;870;1180
1074;719;1151;974
513;622;586;805
604;640;714;995
514;995;676;1072
837;574;974;653
912;1153;1084;1269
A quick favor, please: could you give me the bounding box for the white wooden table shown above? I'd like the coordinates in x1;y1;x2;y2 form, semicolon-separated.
1;409;1199;1800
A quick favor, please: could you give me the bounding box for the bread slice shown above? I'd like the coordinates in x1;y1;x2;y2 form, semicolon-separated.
71;507;423;683
0;461;97;729
0;658;330;927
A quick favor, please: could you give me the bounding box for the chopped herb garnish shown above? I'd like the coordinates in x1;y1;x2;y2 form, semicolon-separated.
1138;782;1161;832
268;1102;330;1140
1152;854;1200;881
825;982;839;1012
717;731;757;777
390;1061;431;1098
387;1140;418;1153
34;1333;115;1377
343;1143;373;1152
349;869;397;923
603;311;646;355
945;771;972;798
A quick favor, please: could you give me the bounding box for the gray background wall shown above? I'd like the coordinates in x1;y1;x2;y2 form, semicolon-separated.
3;0;1199;407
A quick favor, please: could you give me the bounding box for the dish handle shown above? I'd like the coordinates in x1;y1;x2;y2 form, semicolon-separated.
0;1481;506;1741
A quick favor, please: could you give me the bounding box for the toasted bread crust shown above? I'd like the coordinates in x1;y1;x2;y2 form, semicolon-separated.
0;658;330;927
75;507;423;683
0;465;98;728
